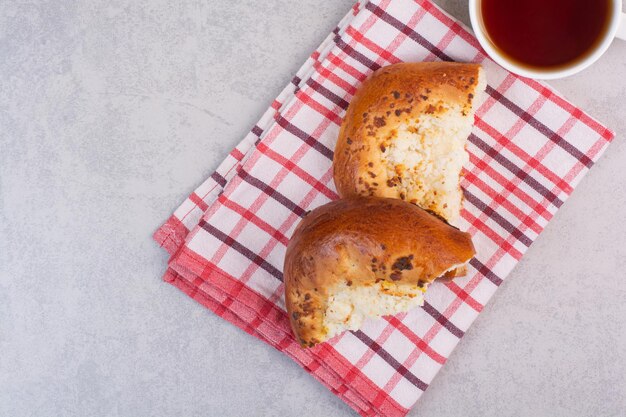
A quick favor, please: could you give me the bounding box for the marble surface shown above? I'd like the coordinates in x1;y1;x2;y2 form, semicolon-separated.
1;1;625;416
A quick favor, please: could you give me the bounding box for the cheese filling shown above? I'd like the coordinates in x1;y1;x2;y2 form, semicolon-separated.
380;69;486;226
323;281;428;339
381;108;470;226
322;260;470;339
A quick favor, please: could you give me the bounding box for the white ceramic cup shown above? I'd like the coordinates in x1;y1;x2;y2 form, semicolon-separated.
469;0;626;79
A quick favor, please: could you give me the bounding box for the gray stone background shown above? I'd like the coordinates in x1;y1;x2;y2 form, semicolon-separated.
1;1;625;416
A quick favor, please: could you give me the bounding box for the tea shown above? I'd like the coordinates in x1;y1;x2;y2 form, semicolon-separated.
481;0;611;68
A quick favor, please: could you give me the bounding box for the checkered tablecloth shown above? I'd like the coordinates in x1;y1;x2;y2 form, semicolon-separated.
153;1;614;415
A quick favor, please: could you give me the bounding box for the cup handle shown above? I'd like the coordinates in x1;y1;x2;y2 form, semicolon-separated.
617;13;626;40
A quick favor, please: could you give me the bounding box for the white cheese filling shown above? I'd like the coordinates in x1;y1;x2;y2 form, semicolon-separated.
381;108;470;226
323;281;428;339
322;261;469;339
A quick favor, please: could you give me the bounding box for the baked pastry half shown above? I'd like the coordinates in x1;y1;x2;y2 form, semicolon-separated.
333;62;486;227
284;197;475;347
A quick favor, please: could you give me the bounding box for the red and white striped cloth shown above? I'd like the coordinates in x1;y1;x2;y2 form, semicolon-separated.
153;1;614;415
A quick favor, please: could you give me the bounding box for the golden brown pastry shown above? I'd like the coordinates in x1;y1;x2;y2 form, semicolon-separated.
284;197;475;347
333;62;486;227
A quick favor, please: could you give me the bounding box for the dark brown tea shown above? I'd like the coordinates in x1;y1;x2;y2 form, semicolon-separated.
481;0;611;68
